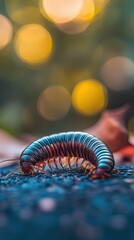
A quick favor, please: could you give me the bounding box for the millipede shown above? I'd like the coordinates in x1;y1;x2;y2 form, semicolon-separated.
0;132;116;179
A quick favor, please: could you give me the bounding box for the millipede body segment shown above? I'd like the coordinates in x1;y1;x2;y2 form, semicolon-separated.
18;132;115;179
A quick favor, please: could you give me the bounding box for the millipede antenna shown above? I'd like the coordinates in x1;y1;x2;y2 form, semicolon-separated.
5;167;21;179
0;159;20;164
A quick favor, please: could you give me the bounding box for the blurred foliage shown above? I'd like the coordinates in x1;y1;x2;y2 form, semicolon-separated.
0;0;134;136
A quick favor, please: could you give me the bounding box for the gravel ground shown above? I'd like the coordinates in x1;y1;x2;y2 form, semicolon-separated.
0;166;134;240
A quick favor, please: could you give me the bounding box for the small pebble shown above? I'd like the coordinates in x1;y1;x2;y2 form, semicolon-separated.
72;185;80;190
124;179;134;183
74;177;81;182
38;197;56;212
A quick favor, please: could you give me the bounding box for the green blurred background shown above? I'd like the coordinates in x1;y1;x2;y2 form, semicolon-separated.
0;0;134;136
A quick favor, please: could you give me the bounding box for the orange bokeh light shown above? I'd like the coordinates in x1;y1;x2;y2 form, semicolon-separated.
37;86;71;121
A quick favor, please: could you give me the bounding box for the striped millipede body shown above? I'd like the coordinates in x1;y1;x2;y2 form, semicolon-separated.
0;132;115;179
13;131;115;179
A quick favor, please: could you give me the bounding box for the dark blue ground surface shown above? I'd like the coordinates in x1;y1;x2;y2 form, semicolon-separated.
0;166;134;240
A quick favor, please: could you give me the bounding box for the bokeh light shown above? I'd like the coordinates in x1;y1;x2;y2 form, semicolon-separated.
0;14;13;49
37;86;71;121
101;56;134;91
128;116;134;136
41;0;83;24
94;0;109;15
14;24;53;65
56;21;90;35
72;80;107;116
56;0;95;34
74;0;95;23
5;0;43;25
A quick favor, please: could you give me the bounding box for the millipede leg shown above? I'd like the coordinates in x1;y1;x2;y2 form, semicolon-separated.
63;157;67;167
63;157;69;168
30;166;34;176
68;157;72;170
71;157;76;167
84;162;92;173
20;168;23;175
41;162;48;174
88;166;96;175
47;160;53;171
37;164;40;173
76;157;79;170
59;157;64;169
113;168;120;173
37;162;44;173
35;163;40;173
43;162;46;170
53;158;59;170
79;159;86;170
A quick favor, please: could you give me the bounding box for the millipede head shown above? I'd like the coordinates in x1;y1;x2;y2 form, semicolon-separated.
91;168;111;179
21;161;34;174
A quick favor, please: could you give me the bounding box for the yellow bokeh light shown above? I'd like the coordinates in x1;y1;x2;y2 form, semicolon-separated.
41;0;83;24
128;116;134;136
14;24;53;65
37;86;71;121
94;0;109;15
74;0;95;23
0;14;13;49
72;80;107;116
